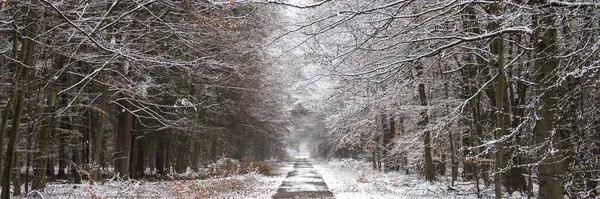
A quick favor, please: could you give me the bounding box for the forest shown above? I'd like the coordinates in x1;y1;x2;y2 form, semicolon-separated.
0;0;599;199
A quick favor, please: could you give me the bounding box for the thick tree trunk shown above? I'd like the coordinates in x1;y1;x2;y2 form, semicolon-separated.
373;114;386;171
1;60;30;199
175;136;188;174
165;138;171;174
92;80;108;181
155;132;166;175
32;56;62;190
12;152;21;196
487;2;507;197
115;102;133;178
135;136;145;178
210;138;219;162
70;117;82;184
191;141;202;171
449;127;457;185
57;133;67;179
0;27;23;183
263;140;271;160
129;133;137;179
372;132;380;170
128;118;140;179
532;5;564;199
258;139;266;161
384;114;397;172
1;14;36;197
45;160;55;183
416;62;435;182
235;138;246;161
505;35;528;194
25;125;34;194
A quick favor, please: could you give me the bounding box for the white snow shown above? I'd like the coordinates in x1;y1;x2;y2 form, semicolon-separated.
313;158;528;199
12;162;292;199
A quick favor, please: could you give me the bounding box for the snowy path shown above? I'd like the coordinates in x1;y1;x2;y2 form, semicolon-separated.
272;158;335;199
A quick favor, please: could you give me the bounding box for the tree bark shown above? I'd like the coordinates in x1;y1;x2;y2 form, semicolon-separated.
32;56;62;190
12;152;21;196
532;3;564;198
487;2;507;197
92;79;108;181
70;117;82;184
416;61;435;182
191;141;202;171
384;114;397;172
1;12;36;197
505;35;528;194
0;26;22;183
210;138;219;162
115;101;133;178
129;118;139;179
1;53;29;199
135;136;145;178
175;136;188;174
155;132;166;175
57;132;67;179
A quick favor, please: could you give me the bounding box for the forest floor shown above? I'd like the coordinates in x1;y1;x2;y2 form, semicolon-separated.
12;158;533;198
17;172;287;199
313;158;530;199
14;160;292;199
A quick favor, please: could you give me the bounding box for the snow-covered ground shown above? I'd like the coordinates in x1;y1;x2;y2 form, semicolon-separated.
14;163;293;199
313;158;528;199
10;158;534;198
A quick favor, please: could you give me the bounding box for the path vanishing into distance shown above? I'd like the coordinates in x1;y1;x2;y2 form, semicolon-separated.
272;158;335;199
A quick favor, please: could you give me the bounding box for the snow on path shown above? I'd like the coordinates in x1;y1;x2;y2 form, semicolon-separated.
272;158;334;199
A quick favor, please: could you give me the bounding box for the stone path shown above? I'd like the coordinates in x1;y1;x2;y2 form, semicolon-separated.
272;158;335;199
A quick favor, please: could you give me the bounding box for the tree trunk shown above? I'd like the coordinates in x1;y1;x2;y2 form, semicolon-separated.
12;152;21;196
384;114;397;172
165;138;171;174
129;134;137;179
129;118;139;179
32;55;62;190
175;136;188;174
92;79;108;181
57;132;67;179
115;101;133;179
70;117;82;184
135;136;145;178
155;132;166;175
505;34;528;194
210;138;218;162
416;62;435;182
532;4;564;198
372;133;379;170
1;57;30;199
235;138;246;161
25;120;35;194
487;2;506;198
191;141;202;171
1;13;36;197
0;26;23;184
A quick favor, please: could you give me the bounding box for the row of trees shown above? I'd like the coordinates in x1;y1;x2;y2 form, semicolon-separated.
0;0;287;198
299;0;599;198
